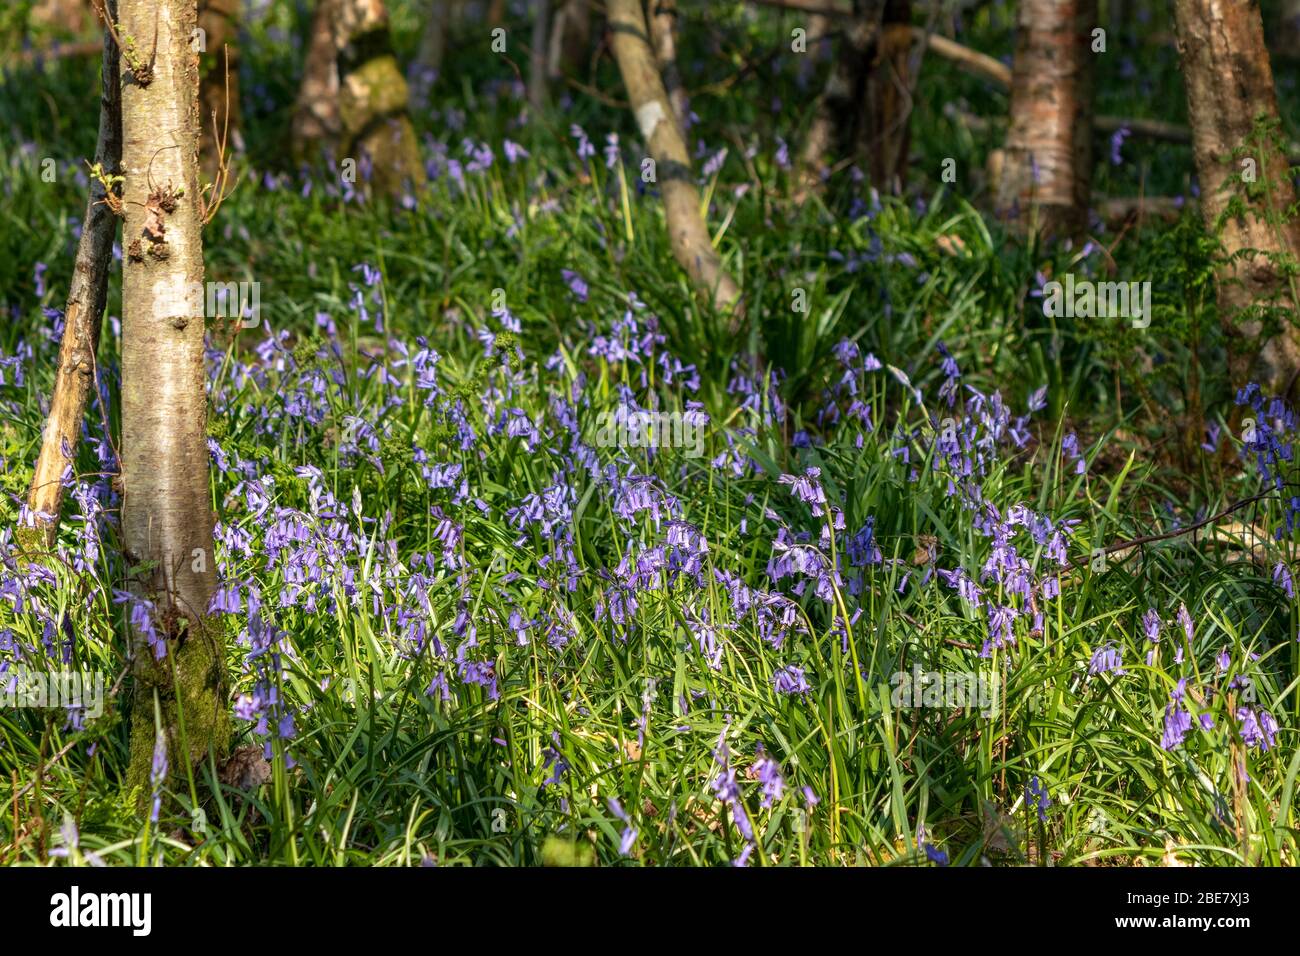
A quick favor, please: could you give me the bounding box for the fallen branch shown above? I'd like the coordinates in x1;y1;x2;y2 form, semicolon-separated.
923;30;1009;86
23;0;122;554
1072;491;1276;571
1097;195;1188;226
607;0;743;324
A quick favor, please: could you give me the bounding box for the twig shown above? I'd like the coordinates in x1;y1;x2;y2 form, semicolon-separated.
201;46;241;226
1069;491;1276;570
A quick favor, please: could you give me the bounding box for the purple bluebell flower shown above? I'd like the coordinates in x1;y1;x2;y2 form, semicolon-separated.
502;139;529;164
773;664;810;695
1088;643;1124;676
1238;707;1278;750
1109;126;1129;165
1274;562;1294;598
1024;776;1050;823
561;269;589;302
149;730;168;823
1161;700;1192;751
749;746;785;809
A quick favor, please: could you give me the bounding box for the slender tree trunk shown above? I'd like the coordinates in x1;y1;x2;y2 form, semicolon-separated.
292;0;341;163
333;0;426;199
197;0;241;179
607;0;741;321
118;0;227;795
487;0;506;28
547;0;589;79
1174;0;1300;396
994;0;1096;241
859;0;911;191
418;0;452;74
648;0;688;128
529;0;551;113
23;0;122;556
796;0;883;196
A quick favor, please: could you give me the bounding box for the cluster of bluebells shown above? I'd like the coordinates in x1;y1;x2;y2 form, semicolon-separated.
1146;605;1279;775
1236;383;1300;534
903;344;1078;657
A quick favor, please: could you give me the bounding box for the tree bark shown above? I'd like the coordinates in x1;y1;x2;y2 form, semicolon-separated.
117;0;227;795
197;0;241;179
529;0;551;113
417;0;452;75
994;0;1096;241
334;0;426;199
1174;0;1300;396
858;0;911;191
606;0;742;320
23;0;122;556
547;0;590;79
648;0;688;128
796;0;884;196
292;0;342;163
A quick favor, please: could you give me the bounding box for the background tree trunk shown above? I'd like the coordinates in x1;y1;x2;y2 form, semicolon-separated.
547;0;590;80
607;0;741;320
292;0;342;163
529;0;551;113
648;0;688;128
1174;0;1300;396
994;0;1096;240
796;0;884;196
118;0;227;794
859;0;911;191
23;0;122;555
334;0;426;199
197;0;241;178
417;0;453;76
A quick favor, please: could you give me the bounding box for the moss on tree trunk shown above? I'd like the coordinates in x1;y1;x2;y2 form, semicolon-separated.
335;0;426;201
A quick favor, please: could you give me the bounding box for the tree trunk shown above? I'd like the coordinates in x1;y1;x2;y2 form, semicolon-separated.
197;0;241;179
292;0;342;163
118;0;227;796
529;0;551;113
648;0;688;128
334;0;426;199
1174;0;1300;396
23;0;122;556
796;0;884;196
417;0;452;75
858;0;911;192
606;0;742;320
994;0;1096;241
547;0;590;79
